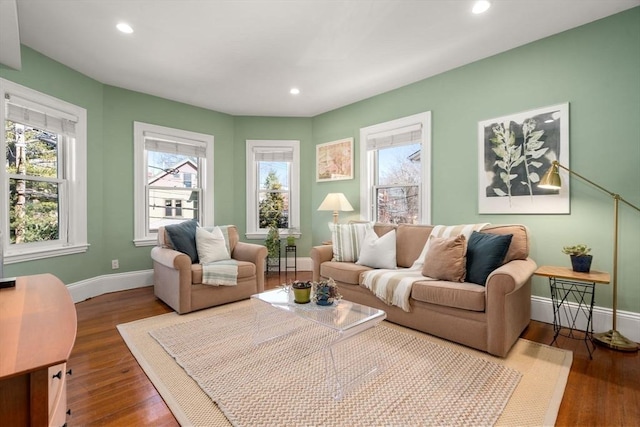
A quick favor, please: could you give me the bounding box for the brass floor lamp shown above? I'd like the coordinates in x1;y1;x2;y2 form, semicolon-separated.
539;160;639;351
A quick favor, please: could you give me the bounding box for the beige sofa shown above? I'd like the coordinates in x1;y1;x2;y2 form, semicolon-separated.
311;224;536;357
151;225;267;314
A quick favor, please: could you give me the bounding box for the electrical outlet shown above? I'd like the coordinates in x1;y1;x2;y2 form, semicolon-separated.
111;259;119;269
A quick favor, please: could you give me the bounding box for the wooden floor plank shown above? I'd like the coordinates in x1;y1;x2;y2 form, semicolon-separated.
66;273;639;426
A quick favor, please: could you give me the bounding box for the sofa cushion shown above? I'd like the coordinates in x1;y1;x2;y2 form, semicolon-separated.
321;261;372;285
330;222;372;262
356;228;397;269
482;224;529;263
411;280;486;312
192;260;256;285
466;231;513;286
395;224;433;268
421;234;467;282
165;219;199;263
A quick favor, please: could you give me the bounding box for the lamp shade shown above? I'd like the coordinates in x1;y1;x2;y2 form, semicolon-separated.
538;162;562;189
317;193;354;212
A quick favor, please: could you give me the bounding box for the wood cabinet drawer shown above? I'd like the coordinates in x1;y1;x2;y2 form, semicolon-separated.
48;363;67;426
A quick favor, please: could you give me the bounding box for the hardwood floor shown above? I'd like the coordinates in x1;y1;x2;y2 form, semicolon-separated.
67;272;639;426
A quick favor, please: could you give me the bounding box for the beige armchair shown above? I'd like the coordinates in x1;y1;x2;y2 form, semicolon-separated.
151;224;267;314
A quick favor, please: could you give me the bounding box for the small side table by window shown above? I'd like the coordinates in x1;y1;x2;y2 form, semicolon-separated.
285;245;297;280
534;266;610;359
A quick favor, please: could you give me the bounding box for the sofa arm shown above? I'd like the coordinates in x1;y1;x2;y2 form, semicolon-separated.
151;246;193;271
485;257;537;357
310;245;334;281
232;241;268;292
150;246;194;313
485;258;537;296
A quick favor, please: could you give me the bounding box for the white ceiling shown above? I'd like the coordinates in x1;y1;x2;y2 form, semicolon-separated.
4;0;639;117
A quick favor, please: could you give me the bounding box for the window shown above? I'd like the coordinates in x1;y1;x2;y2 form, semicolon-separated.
0;78;88;263
246;140;300;239
360;112;431;224
133;122;213;246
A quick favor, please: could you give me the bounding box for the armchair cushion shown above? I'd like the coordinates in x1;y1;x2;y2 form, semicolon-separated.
165;219;199;263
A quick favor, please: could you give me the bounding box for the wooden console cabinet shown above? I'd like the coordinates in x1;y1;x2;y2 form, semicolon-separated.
0;274;77;426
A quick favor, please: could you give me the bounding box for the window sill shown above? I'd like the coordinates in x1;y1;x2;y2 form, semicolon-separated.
133;237;157;247
245;232;301;240
5;243;90;264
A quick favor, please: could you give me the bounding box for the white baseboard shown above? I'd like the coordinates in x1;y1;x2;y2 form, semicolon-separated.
266;257;313;272
68;269;153;303
68;268;639;343
531;295;640;343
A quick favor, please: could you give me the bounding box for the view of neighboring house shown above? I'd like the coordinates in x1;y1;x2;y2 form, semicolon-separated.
147;159;198;230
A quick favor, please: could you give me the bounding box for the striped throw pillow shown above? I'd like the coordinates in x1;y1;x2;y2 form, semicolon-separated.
330;222;373;262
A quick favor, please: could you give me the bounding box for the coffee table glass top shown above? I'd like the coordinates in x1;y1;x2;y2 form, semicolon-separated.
251;288;386;334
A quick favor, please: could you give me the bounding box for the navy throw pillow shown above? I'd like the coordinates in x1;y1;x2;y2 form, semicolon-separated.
165;219;199;263
466;231;513;286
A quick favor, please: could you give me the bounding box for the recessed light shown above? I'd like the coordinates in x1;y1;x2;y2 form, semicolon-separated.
472;1;491;14
117;22;134;34
290;88;300;95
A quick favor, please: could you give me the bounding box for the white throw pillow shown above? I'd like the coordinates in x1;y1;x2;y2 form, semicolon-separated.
196;226;230;264
356;228;397;269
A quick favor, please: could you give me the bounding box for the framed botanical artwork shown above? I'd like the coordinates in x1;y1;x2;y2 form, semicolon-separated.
316;137;354;182
478;103;570;214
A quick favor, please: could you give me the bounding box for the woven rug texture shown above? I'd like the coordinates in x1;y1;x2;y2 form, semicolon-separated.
117;300;572;427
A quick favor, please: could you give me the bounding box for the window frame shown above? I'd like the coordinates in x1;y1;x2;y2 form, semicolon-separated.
133;122;214;246
245;139;300;240
359;112;432;224
0;78;88;264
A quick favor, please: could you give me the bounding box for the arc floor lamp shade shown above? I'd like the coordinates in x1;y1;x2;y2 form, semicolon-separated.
539;160;639;352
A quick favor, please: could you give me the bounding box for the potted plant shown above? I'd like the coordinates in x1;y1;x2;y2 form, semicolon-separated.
265;223;280;271
562;244;592;273
291;280;312;304
312;278;342;306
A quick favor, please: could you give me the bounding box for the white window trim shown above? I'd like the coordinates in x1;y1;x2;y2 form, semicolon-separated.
245;139;300;240
133;122;214;247
359;112;432;224
0;78;88;263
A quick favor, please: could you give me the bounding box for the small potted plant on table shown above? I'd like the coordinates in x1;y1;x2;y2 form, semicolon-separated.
291;280;312;304
312;278;341;306
562;244;592;273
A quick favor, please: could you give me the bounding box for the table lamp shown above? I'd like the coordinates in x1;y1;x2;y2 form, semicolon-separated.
318;193;354;224
539;160;639;351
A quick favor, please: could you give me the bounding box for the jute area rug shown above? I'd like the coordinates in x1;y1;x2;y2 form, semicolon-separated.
118;300;572;427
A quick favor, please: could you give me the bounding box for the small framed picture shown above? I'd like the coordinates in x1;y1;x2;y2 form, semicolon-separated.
316;137;353;182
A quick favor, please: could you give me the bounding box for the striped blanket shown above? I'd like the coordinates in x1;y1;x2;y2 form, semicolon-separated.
202;259;238;286
202;226;238;286
362;223;489;312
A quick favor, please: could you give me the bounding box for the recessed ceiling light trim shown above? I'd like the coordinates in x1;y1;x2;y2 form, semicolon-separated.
116;22;134;34
472;1;491;15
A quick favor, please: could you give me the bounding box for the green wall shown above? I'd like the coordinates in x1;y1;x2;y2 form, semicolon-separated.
1;8;638;314
311;8;640;313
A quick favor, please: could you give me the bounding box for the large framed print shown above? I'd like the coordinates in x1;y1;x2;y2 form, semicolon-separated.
478;103;570;214
316;137;353;182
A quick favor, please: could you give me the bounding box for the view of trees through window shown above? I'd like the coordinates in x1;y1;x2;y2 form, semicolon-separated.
5;120;60;244
375;142;421;224
258;163;289;229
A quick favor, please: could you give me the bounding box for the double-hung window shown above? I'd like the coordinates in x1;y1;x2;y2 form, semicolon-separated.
360;112;431;224
133;122;213;246
1;78;88;263
246;140;300;239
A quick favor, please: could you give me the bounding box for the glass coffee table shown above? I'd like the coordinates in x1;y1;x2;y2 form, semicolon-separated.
251;288;387;400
